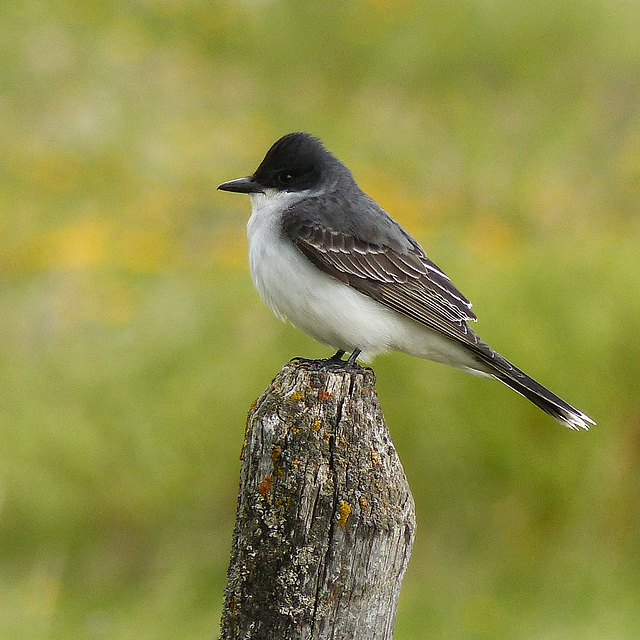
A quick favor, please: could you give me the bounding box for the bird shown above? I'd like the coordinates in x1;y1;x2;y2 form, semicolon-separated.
218;132;594;431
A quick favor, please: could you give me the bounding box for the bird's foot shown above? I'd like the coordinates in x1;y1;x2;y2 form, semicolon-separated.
289;356;317;365
290;349;364;370
321;349;363;370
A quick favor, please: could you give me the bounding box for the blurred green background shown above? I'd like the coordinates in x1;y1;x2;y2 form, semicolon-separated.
2;1;639;638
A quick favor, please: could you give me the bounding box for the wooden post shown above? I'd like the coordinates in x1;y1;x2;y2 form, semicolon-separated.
219;359;416;640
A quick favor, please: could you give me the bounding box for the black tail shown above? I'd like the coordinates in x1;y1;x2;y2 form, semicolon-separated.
474;343;595;431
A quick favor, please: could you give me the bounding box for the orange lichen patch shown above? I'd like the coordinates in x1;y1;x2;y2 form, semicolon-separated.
338;500;351;528
311;418;322;431
258;475;272;496
289;391;303;402
271;445;284;478
318;389;332;401
369;448;382;466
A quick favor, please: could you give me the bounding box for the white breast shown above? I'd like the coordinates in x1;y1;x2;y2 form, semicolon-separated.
246;191;397;359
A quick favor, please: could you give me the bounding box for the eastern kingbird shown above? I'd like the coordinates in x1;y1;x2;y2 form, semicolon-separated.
219;132;594;430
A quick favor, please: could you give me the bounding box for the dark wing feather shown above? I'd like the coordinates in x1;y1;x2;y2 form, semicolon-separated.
282;212;479;346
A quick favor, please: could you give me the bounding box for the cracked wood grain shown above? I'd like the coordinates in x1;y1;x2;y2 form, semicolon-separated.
219;359;416;640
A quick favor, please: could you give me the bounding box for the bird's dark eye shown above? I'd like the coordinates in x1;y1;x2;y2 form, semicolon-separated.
278;172;293;184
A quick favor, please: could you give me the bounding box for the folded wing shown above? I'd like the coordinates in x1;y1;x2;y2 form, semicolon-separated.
283;216;480;348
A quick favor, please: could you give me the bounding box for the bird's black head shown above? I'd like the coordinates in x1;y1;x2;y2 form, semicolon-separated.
219;132;337;195
253;132;327;191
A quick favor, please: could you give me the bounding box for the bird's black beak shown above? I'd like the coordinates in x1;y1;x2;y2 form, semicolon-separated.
218;176;264;194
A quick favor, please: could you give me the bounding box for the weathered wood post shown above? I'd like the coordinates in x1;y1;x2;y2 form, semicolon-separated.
219;359;416;640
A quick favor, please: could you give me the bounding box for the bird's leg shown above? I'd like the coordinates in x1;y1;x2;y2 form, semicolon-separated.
328;350;346;362
346;348;361;366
